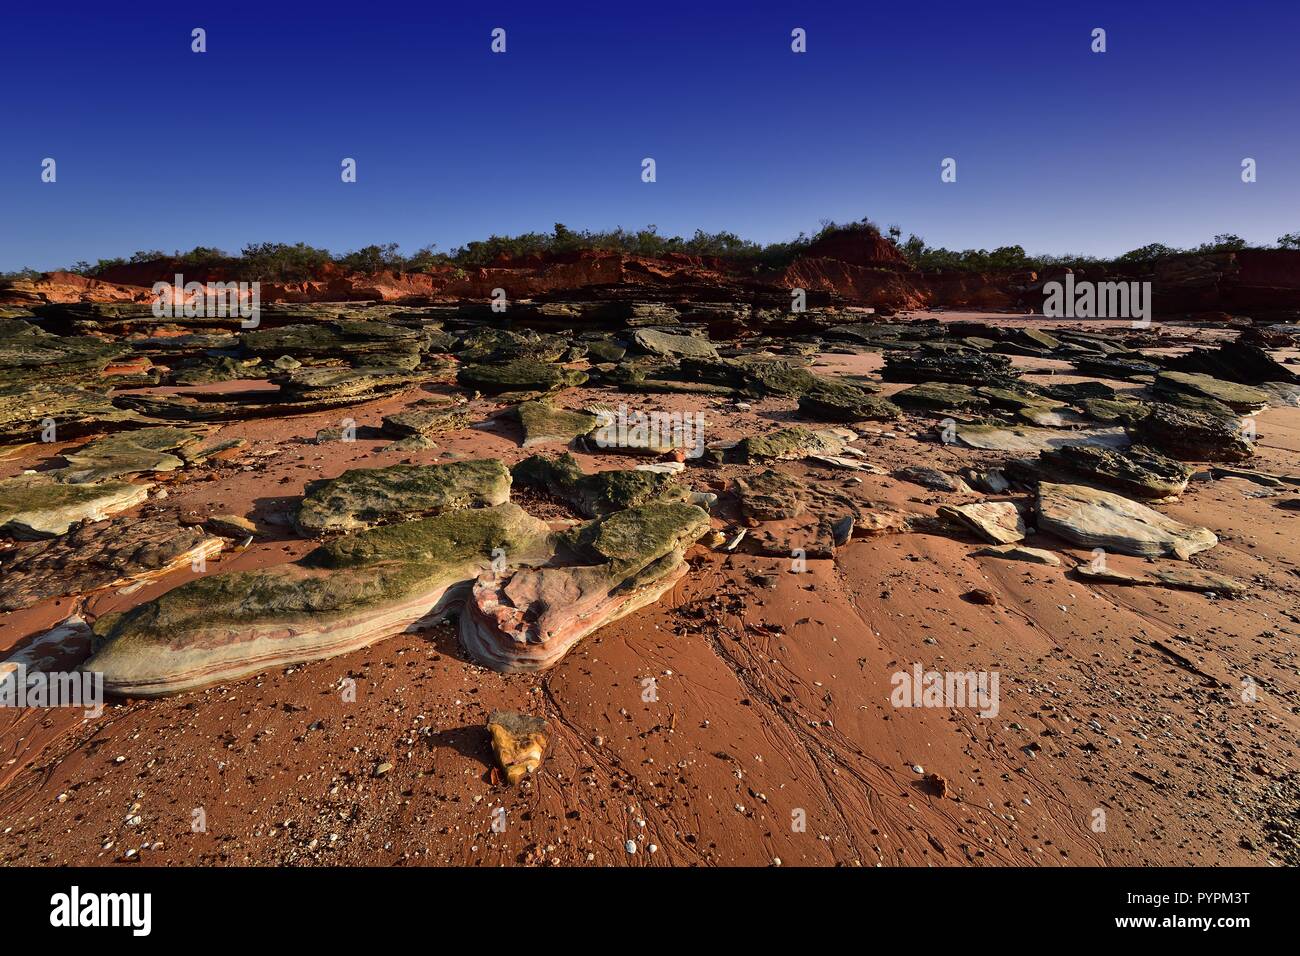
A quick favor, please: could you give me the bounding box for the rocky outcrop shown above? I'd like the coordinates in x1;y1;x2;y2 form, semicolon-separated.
734;469;808;521
83;503;555;696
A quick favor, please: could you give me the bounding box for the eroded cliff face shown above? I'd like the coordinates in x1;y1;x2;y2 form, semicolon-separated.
5;236;1299;315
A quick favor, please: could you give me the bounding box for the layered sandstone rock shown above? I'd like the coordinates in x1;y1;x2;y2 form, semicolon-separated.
458;503;710;673
83;504;554;696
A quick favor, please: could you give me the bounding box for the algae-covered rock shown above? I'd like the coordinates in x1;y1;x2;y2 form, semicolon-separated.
734;469;808;521
512;453;689;517
1036;481;1216;559
1154;371;1270;414
296;459;512;533
631;328;719;359
84;503;554;696
512;400;598;447
460;503;710;673
1133;403;1254;462
0;383;138;443
243;320;422;359
55;427;204;483
893;382;991;413
458;359;587;395
0;474;151;539
0;318;125;388
734;426;856;463
456;328;572;364
1038;444;1194;498
797;381;901;422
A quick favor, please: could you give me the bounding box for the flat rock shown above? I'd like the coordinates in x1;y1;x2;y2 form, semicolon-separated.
631;328;719;360
512;400;598;447
295;459;511;533
0;515;222;611
938;501;1026;544
734;469;808;521
381;404;471;440
1154;371;1270;414
1075;562;1245;595
956;424;1129;454
734;426;856;463
458;359;587;395
1037;481;1217;559
0;474;151;539
896;466;972;494
972;543;1061;566
54;427;204;483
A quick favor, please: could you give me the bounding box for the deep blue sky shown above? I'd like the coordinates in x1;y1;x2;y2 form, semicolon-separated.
2;0;1297;270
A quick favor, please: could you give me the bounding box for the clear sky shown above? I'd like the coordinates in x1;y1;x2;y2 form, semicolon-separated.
2;0;1297;270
